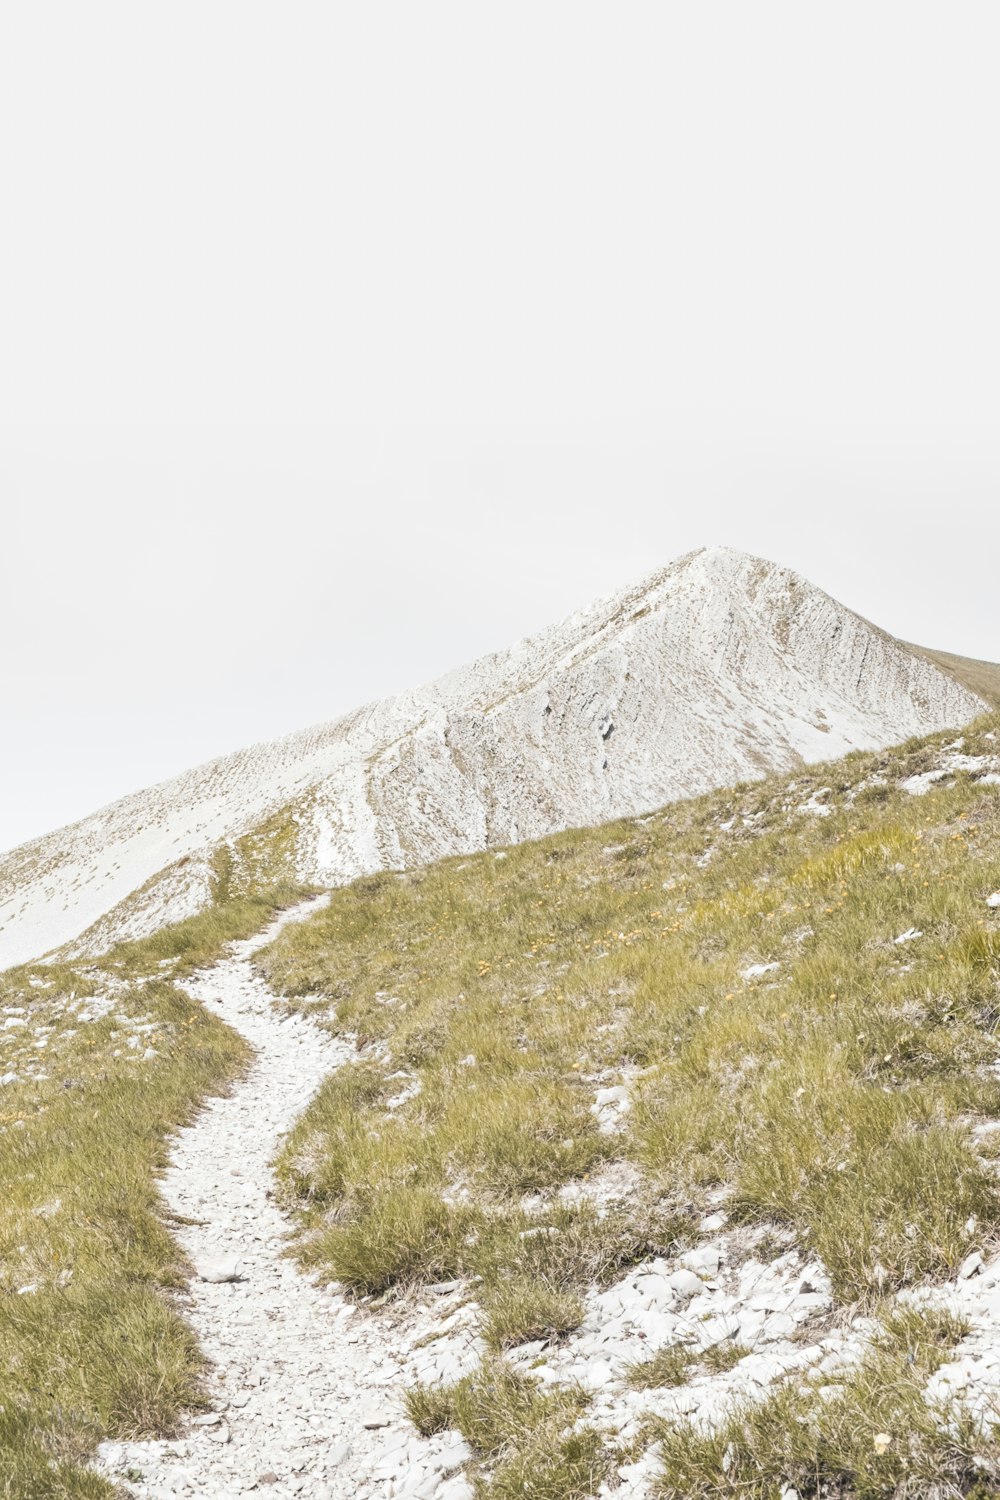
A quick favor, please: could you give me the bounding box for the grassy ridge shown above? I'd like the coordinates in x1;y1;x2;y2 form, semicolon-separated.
0;868;310;1498
257;714;1000;1493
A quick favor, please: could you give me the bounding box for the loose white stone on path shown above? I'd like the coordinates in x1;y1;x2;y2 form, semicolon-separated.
197;1257;244;1284
93;898;478;1500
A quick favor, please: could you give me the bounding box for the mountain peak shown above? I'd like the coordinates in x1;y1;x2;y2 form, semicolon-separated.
0;550;989;970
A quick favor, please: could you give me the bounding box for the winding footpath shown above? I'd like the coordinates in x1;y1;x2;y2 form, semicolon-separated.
93;891;1000;1498
95;899;478;1500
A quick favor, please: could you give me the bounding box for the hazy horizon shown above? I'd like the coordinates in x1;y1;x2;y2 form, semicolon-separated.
4;2;998;853
2;528;994;856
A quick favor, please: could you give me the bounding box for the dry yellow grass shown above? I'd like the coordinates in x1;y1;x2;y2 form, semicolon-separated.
258;712;1000;1494
9;709;1000;1496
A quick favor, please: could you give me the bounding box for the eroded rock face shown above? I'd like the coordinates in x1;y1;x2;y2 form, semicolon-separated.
1;546;985;971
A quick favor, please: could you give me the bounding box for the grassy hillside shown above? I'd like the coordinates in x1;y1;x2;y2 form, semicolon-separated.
6;707;1000;1498
257;712;1000;1497
0;862;311;1499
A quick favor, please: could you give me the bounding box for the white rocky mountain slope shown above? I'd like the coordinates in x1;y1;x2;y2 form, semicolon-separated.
0;546;987;971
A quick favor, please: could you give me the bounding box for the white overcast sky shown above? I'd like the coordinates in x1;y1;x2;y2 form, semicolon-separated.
2;2;998;854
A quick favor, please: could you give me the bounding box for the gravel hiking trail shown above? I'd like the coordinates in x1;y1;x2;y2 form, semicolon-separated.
94;898;477;1500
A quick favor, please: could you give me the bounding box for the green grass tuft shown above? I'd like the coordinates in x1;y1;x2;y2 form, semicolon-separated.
312;1188;473;1294
404;1359;608;1498
626;1345;695;1389
481;1277;584;1351
626;1341;751;1390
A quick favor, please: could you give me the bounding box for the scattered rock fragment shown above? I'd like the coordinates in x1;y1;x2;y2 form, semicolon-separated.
428;1278;464;1294
681;1244;722;1276
198;1257;244;1283
667;1268;704;1296
741;961;780;980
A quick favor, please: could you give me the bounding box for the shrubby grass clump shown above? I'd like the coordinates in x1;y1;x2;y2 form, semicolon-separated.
482;1278;585;1350
472;1200;690;1350
626;1341;751;1390
405;1359;609;1498
625;1345;696;1390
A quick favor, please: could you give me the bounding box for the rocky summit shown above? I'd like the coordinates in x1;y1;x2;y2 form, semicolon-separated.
0;547;985;970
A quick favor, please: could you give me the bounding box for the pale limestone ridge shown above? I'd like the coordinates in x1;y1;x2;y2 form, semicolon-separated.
0;547;985;970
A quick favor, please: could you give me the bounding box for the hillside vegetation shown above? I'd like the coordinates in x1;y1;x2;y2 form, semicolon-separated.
0;856;311;1498
257;713;1000;1496
6;707;1000;1498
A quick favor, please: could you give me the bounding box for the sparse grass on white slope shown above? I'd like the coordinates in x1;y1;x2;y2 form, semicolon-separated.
644;1305;987;1499
258;713;1000;1496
